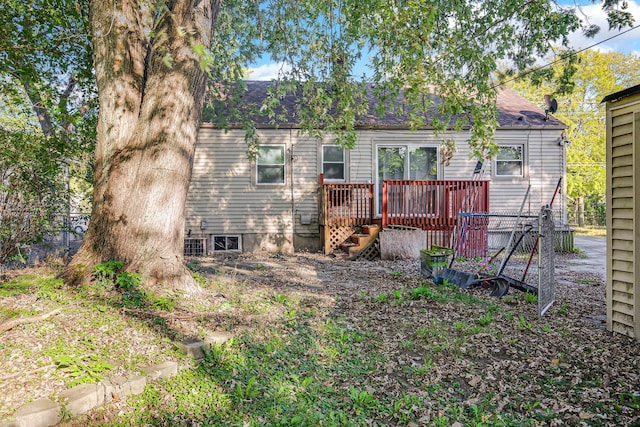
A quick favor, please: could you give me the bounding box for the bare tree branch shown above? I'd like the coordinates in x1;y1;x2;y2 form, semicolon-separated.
0;308;63;334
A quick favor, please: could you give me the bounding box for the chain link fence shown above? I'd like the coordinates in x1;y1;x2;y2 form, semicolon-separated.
451;206;556;317
1;213;89;268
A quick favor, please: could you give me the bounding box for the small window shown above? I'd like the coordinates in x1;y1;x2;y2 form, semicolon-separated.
257;145;285;184
322;145;345;181
212;235;241;252
495;145;524;177
184;238;206;257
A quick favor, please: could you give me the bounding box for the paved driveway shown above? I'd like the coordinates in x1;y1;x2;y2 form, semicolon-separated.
557;235;606;280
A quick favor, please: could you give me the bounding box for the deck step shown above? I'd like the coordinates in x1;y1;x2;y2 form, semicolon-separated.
340;242;358;253
362;224;380;235
350;234;373;245
336;225;381;260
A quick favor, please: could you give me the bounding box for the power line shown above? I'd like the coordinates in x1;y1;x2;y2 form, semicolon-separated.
497;23;640;87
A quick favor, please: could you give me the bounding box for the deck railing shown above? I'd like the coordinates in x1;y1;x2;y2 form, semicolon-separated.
382;179;489;226
320;183;375;227
319;179;490;255
382;179;490;251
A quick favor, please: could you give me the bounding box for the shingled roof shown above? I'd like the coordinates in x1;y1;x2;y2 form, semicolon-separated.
601;84;640;104
203;80;565;130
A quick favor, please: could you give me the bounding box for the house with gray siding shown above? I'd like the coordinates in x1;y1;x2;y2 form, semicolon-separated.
186;82;568;255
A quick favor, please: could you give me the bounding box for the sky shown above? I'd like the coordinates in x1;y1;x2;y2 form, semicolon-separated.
248;0;640;81
562;0;640;55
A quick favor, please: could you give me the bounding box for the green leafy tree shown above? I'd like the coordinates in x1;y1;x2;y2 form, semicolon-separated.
0;107;63;263
0;0;95;143
507;50;640;226
0;0;96;261
2;0;633;291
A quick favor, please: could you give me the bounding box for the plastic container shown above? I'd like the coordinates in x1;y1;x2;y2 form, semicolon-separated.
420;245;454;278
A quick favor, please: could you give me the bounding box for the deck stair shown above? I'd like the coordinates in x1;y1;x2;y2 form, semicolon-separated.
337;224;381;260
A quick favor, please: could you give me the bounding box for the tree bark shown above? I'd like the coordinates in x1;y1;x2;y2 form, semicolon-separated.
63;0;220;295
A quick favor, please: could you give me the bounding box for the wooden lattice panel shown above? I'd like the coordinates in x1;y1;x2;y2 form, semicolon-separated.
355;238;380;261
325;225;355;254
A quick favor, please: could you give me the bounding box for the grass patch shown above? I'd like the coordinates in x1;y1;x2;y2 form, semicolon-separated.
524;291;538;304
3;255;640;427
572;226;606;238
389;280;495;308
107;319;399;426
0;306;33;322
0;268;183;403
0;276;37;297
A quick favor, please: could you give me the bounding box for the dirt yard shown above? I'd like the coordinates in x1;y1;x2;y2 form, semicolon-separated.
1;250;639;425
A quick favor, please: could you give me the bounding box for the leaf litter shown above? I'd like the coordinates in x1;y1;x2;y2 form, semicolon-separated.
0;252;638;425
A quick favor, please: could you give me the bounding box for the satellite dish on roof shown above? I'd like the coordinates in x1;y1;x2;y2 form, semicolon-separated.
544;95;558;121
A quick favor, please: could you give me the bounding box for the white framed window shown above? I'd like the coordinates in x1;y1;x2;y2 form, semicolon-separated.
495;145;524;177
322;145;346;181
256;145;285;185
212;235;241;252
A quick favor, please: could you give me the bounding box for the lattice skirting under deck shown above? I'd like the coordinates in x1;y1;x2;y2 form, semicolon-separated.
355;239;380;261
323;225;356;254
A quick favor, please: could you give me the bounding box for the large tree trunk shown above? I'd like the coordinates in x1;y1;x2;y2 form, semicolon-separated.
64;0;220;295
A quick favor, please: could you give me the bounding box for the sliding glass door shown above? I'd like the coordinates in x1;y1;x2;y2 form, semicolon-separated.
377;145;438;215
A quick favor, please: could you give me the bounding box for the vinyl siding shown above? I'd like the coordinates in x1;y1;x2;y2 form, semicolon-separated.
292;135;322;236
187;128;295;236
351;129;477;181
487;129;565;215
349;129;565;216
350;132;374;182
605;91;640;341
187;125;567;251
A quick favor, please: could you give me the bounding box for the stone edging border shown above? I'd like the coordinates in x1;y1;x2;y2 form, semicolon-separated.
0;333;232;427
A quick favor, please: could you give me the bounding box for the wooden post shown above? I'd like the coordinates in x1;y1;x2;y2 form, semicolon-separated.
382;181;388;228
369;183;374;223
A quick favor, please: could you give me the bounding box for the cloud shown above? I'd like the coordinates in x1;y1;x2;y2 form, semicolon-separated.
246;63;291;81
564;0;640;54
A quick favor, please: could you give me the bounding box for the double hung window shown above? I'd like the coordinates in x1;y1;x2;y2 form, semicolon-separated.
322;145;346;181
257;145;285;185
495;145;524;177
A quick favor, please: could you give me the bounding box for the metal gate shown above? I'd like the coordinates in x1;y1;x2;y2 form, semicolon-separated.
449;205;556;317
538;206;555;317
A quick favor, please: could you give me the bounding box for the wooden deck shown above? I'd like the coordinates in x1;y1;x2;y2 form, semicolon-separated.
320;179;489;255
